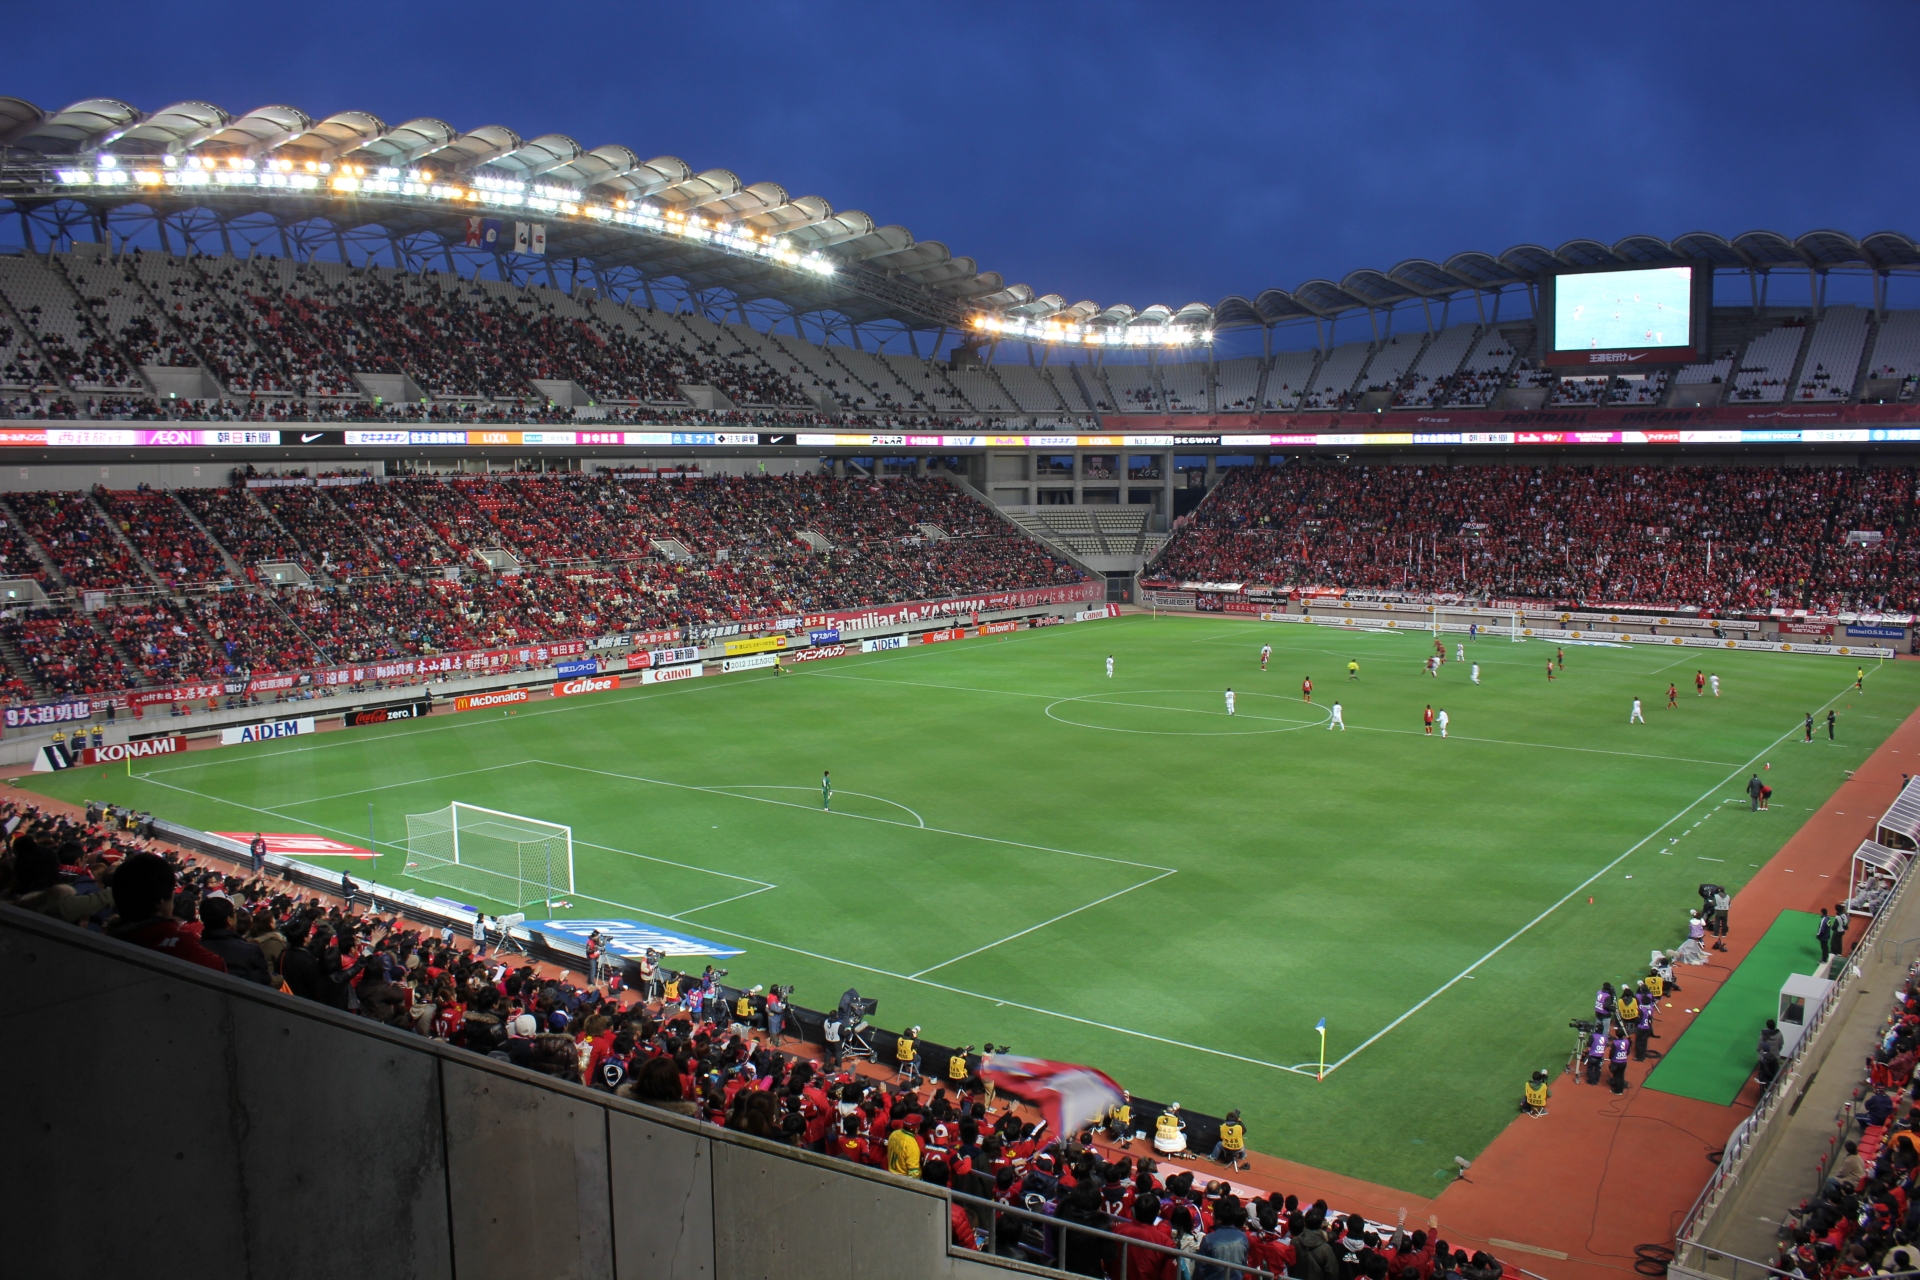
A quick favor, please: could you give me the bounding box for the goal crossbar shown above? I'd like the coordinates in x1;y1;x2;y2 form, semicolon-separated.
404;801;574;909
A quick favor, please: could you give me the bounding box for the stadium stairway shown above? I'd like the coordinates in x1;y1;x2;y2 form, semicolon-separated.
0;898;1023;1280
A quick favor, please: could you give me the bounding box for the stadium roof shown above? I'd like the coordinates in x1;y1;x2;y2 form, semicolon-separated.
2;96;1917;341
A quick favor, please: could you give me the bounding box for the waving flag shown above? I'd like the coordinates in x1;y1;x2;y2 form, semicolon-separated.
977;1054;1123;1136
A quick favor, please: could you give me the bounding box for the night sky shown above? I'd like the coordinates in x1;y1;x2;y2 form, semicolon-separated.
7;1;1916;316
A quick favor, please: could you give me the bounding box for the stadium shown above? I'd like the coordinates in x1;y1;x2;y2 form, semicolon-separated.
7;68;1920;1280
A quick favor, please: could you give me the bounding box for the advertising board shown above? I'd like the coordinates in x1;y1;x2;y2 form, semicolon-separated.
454;688;530;711
722;635;787;657
781;644;847;664
721;654;779;673
342;700;433;727
860;635;908;653
553;674;621;697
219;717;315;746
79;736;187;765
640;664;703;685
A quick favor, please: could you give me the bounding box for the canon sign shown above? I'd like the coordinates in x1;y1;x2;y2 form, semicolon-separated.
640;664;703;685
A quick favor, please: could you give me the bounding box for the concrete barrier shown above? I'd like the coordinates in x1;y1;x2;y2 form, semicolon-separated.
0;903;1015;1280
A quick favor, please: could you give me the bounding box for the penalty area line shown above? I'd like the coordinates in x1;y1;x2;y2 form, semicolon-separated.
562;886;1315;1079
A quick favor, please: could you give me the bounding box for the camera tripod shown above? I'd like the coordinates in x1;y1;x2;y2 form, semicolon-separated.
1565;1028;1593;1079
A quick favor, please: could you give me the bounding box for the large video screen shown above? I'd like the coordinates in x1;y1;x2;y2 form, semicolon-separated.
1544;264;1706;367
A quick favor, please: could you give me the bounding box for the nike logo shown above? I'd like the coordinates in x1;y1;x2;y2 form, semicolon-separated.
301;433;323;443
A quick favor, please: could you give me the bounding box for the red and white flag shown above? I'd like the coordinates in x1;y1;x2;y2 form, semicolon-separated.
977;1054;1123;1136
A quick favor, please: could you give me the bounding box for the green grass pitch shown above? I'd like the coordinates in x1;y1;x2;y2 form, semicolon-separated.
27;615;1920;1191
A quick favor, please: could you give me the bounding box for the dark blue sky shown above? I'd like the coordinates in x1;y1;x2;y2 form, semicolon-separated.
9;0;1916;314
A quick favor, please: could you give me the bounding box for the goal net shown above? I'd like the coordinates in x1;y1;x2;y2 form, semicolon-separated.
404;802;574;908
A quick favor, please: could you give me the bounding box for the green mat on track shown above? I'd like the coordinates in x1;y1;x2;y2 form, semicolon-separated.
1643;910;1825;1105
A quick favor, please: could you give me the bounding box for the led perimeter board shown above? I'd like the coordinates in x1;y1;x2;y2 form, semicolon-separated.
1539;262;1712;368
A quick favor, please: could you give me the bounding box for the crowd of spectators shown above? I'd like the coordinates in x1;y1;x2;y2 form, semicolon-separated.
0;606;129;695
97;486;230;586
1153;463;1920;614
0;796;1518;1280
0;471;1079;698
174;486;307;572
7;489;139;591
1770;965;1920;1280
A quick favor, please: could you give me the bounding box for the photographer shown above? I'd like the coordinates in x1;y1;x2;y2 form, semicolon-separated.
637;947;661;1001
765;985;789;1045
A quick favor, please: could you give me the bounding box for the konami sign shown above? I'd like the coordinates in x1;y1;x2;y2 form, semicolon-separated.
79;736;187;765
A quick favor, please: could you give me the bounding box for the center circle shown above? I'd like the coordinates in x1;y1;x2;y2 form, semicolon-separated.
1043;689;1332;737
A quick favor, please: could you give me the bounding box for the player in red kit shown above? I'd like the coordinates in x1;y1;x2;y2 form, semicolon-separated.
1301;675;1313;703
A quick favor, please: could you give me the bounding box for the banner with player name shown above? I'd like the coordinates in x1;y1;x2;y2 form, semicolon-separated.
4;696;98;728
801;582;1098;632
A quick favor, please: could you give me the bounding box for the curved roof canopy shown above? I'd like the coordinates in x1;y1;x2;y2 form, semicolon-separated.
3;97;1917;338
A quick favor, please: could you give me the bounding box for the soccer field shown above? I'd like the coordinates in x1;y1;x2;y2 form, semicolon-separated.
27;614;1920;1191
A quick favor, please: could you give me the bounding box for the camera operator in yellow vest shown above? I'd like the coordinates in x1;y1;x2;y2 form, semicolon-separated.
1209;1109;1249;1171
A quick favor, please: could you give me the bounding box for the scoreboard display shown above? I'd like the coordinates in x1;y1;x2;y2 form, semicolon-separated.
1540;263;1712;367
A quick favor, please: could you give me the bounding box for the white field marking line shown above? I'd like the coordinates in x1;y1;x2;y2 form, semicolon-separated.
133;772;774;891
269;761;527;806
1347;724;1741;767
820;668;1725;759
560;886;1315;1078
812;670;1324;726
674;884;781;915
133;618;1079;779
565;838;774;888
532;759;1174;873
701;784;925;827
1319;669;1874;1078
910;869;1178;978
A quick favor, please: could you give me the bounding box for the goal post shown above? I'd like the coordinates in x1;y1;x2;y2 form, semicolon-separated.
404;801;574;909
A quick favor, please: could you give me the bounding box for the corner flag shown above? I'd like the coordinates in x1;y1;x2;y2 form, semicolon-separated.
1315;1018;1327;1081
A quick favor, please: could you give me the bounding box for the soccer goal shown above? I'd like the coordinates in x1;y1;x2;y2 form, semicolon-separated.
404;802;574;909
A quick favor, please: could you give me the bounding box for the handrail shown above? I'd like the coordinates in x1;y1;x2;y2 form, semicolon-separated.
946;1187;1289;1279
1675;848;1920;1260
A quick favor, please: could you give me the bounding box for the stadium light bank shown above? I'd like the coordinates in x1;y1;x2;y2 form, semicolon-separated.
969;313;1213;348
46;153;839;278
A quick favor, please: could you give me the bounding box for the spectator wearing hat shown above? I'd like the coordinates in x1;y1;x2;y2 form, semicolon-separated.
887;1112;924;1179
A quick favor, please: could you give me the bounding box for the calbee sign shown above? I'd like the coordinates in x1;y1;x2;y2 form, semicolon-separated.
220;717;315;746
553;674;621;697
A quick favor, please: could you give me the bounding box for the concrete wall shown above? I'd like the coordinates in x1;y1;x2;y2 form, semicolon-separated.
0;903;1015;1280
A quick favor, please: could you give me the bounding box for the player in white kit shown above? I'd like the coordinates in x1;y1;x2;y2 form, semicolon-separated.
1106;655;1114;678
1260;644;1271;670
1328;700;1345;730
1224;687;1236;716
1437;708;1449;738
1471;662;1481;685
1630;698;1645;723
1456;643;1464;663
1710;673;1720;697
